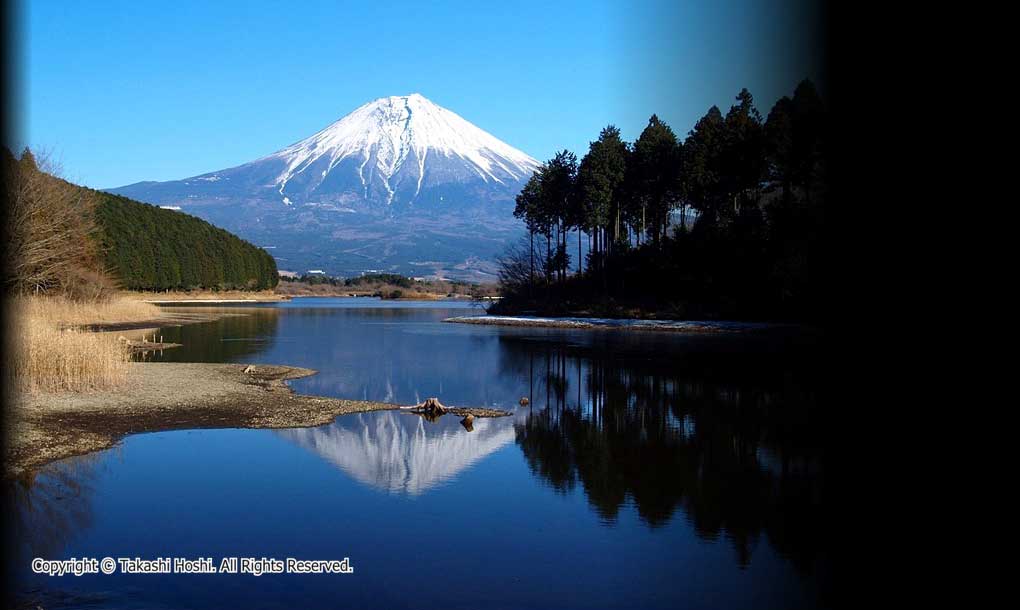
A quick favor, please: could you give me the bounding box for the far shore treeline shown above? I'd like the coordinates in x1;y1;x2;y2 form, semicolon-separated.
2;148;278;297
499;80;827;321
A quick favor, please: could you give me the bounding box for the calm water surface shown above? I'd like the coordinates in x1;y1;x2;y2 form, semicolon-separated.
8;298;829;609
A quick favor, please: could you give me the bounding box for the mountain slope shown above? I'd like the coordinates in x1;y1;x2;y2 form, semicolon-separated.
109;94;539;280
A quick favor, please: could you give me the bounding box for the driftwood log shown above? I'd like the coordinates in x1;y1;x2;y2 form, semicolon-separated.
404;397;511;423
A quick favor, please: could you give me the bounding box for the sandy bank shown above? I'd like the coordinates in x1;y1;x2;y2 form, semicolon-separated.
5;363;398;479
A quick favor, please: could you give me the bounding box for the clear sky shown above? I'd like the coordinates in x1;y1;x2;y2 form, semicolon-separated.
10;0;826;189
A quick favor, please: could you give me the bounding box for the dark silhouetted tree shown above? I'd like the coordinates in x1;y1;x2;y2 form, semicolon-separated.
514;173;545;296
576;126;628;276
627;115;682;245
538;150;578;283
684;106;726;225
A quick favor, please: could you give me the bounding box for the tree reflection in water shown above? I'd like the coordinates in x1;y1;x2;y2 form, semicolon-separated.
502;330;827;574
4;453;105;576
148;306;282;363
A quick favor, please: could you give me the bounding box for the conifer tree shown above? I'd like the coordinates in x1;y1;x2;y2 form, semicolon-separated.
538;150;577;283
576;126;628;271
628;115;681;245
514;172;545;294
720;88;765;220
683;106;725;224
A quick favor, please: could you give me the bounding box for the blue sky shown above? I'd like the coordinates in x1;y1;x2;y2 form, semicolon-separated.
10;0;825;189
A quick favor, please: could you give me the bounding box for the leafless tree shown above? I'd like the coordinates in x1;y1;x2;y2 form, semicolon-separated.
496;235;540;296
3;149;111;299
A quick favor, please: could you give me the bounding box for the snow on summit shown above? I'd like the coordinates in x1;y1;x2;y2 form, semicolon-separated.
108;93;542;281
265;93;540;204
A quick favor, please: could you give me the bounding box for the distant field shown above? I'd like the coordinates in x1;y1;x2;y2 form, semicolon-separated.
276;275;498;301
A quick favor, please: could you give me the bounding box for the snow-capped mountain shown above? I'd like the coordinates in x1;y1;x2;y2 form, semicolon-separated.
108;94;540;280
266;93;539;206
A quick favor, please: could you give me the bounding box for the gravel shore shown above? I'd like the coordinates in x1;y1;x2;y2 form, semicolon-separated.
5;363;399;479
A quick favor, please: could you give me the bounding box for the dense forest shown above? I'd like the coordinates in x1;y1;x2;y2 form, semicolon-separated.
3;148;278;294
95;191;278;291
497;80;827;321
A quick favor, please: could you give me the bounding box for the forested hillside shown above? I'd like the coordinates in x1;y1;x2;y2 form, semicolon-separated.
95;191;278;291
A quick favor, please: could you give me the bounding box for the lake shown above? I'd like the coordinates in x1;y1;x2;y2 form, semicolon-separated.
7;297;829;609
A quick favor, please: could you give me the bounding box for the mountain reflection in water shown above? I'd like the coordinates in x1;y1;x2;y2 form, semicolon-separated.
156;303;827;575
273;316;826;575
277;411;516;495
5;301;830;609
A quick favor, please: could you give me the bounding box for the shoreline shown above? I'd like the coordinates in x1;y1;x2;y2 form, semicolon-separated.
5;363;401;479
122;290;290;304
78;310;253;333
142;298;288;304
276;291;473;301
142;294;472;304
126;292;478;305
443;315;784;333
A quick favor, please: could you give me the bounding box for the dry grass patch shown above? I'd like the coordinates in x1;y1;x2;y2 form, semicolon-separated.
6;296;155;394
119;289;285;302
14;295;161;328
11;319;130;394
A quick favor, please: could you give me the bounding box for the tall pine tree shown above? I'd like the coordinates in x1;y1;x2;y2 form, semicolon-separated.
627;115;681;245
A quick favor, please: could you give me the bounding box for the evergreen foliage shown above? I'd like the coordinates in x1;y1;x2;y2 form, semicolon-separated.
95;192;278;291
4;151;276;295
627;116;681;244
497;80;828;321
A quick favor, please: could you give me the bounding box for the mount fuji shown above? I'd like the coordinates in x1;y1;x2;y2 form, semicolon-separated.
109;94;541;280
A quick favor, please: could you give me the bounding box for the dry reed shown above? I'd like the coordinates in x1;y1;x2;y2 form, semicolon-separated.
14;294;161;327
118;289;284;302
7;295;160;394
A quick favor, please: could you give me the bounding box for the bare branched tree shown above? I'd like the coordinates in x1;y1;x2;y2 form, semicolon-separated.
496;235;537;296
3;149;110;299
